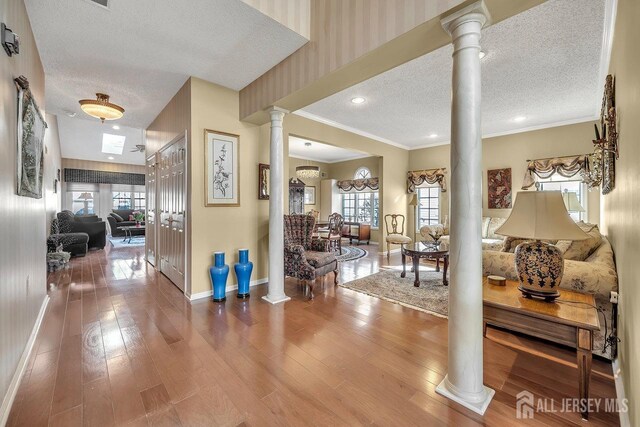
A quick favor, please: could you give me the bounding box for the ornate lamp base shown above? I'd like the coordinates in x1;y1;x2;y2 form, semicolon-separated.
514;240;564;302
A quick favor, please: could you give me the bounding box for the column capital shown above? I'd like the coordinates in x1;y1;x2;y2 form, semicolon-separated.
441;1;491;36
265;106;289;115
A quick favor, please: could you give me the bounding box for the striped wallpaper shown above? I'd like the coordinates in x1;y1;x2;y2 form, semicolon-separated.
241;0;311;39
239;0;464;120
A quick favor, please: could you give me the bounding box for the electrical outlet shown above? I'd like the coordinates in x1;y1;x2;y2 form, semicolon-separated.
610;291;618;304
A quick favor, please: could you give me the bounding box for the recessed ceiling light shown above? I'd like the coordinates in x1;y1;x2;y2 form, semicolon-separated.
479;51;486;59
101;133;126;155
112;125;120;130
351;97;366;104
107;156;114;160
305;142;312;147
65;111;76;118
513;116;527;123
429;133;438;138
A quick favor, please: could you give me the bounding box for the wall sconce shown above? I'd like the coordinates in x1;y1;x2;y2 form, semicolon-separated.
2;23;19;57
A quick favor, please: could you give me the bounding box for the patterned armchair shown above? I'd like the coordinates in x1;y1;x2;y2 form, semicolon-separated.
57;210;106;249
284;214;339;298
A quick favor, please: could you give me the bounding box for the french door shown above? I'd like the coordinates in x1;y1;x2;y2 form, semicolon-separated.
157;133;187;291
145;153;157;266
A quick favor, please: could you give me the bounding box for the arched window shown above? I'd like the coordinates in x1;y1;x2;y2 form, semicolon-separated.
354;167;371;180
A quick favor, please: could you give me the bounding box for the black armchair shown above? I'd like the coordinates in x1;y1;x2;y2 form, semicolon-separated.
57;210;106;249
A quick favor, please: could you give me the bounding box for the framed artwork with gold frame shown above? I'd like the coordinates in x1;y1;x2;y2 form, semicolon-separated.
258;163;269;200
205;129;240;206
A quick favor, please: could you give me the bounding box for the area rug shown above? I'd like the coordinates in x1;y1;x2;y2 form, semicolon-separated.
108;236;145;248
336;246;367;263
340;268;449;318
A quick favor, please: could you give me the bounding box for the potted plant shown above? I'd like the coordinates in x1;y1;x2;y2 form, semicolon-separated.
133;211;145;227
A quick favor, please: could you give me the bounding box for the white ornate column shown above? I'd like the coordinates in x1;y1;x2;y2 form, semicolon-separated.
263;106;291;305
436;1;494;415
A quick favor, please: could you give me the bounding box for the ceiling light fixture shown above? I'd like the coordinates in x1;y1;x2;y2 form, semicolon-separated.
513;116;527;123
351;97;366;104
107;156;114;160
112;125;120;130
79;93;124;123
65;110;77;118
296;165;320;179
479;51;486;59
429;133;438;138
305;142;312;147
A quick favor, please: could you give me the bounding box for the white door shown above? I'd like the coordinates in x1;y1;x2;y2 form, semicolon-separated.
158;133;187;291
145;153;157;266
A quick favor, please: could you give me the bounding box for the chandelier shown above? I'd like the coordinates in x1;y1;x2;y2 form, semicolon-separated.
79;93;124;123
296;165;320;179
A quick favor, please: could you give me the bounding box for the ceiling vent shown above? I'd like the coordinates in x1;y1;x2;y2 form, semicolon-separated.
84;0;110;10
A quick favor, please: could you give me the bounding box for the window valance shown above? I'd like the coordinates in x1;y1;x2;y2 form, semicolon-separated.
407;168;447;193
336;177;379;192
521;155;589;189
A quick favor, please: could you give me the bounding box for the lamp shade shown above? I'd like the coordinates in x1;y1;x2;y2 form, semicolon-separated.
78;192;93;200
408;193;419;206
562;190;585;213
495;191;588;241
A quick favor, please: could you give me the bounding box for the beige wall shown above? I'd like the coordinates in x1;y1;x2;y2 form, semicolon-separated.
240;0;310;39
408;122;601;235
0;0;52;419
44;114;62;234
601;0;640;423
189;77;270;295
146;79;191;156
284;114;409;252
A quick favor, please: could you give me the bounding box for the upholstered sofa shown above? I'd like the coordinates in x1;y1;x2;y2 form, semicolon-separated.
55;210;106;250
420;219;619;359
107;209;146;237
422;216;506;251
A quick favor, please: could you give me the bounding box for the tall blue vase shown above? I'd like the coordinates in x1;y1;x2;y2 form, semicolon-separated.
209;252;229;302
234;249;253;299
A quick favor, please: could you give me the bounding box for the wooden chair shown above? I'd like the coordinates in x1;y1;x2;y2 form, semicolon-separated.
320;212;344;253
384;214;412;261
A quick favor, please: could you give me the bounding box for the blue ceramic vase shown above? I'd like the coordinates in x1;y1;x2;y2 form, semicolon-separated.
234;249;253;299
209;252;229;302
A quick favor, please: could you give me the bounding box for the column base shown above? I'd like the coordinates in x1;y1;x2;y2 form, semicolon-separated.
262;294;291;305
436;375;495;415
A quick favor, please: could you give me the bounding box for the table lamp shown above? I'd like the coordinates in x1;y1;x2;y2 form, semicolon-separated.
562;190;585;214
78;192;93;215
495;191;588;301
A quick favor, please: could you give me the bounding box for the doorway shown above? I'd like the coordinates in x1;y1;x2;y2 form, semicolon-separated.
156;132;188;291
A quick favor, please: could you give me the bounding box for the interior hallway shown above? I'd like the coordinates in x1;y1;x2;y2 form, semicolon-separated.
7;244;619;426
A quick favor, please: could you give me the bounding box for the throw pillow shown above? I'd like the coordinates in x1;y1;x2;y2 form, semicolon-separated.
110;213;124;222
486;217;507;239
560;223;603;261
129;215;135;221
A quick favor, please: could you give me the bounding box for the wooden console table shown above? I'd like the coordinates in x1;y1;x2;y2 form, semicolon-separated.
482;277;600;420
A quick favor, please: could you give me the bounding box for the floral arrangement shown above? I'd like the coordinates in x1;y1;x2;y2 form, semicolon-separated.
133;211;145;223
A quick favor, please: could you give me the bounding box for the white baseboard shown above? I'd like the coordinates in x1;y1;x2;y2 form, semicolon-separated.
612;358;631;427
0;295;50;425
189;278;268;301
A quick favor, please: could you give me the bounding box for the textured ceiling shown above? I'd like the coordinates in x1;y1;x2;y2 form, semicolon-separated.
57;116;145;165
300;0;607;149
289;136;369;164
25;0;308;129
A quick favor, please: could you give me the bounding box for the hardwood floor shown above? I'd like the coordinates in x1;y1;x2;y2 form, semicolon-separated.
7;243;619;426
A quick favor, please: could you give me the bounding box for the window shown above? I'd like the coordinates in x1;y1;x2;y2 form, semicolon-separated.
538;176;586;221
341;192;379;227
416;186;440;228
354;167;372;180
71;192;95;215
112;191;146;210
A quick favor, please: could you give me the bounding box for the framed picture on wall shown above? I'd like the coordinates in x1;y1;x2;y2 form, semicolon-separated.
205;129;240;206
304;186;316;205
258;163;269;200
487;168;512;209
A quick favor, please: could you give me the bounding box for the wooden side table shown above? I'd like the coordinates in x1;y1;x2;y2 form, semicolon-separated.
482;277;600;420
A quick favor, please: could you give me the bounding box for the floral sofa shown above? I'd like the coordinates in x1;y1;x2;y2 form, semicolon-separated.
422;216;506;251
420;219;619;359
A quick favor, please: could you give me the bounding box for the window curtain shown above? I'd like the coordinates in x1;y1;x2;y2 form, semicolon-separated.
407;168;447;193
521;155;589;189
336;177;379;192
